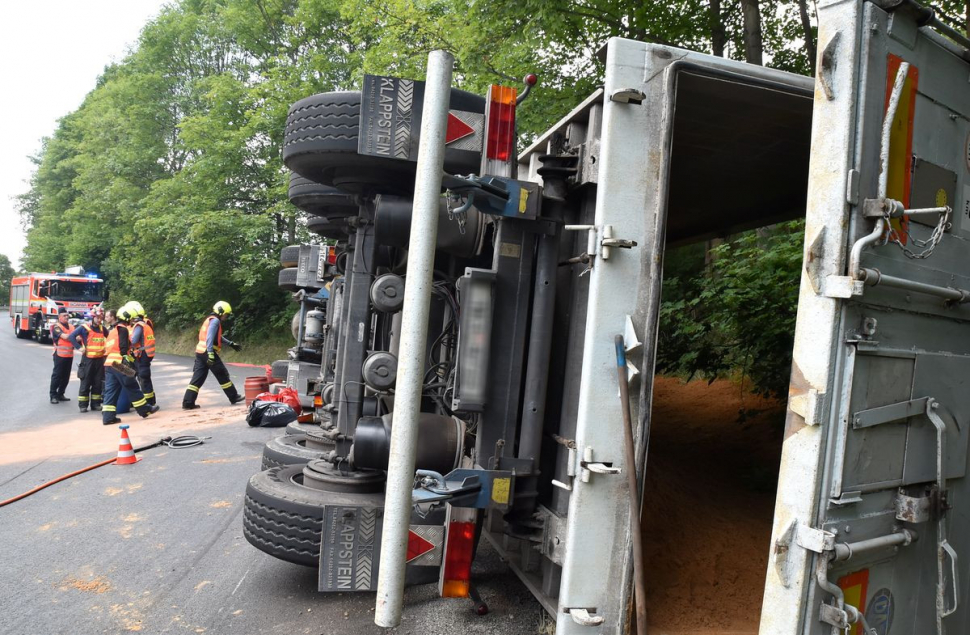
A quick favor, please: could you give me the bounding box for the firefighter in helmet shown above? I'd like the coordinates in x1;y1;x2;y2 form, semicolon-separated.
102;306;159;425
49;307;74;404
70;306;107;412
182;301;244;409
126;301;157;407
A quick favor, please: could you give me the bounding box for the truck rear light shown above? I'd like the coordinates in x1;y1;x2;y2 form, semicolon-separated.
439;505;477;598
482;85;517;177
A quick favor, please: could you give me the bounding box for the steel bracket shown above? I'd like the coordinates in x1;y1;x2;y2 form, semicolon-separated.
578;446;621;483
564;224;638;273
796;524;836;554
819;603;850;629
564;607;605;626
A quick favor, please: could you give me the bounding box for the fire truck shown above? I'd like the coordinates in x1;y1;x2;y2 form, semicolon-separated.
9;268;105;342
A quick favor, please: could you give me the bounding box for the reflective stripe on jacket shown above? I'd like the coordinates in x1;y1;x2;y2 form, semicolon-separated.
51;324;73;358
82;323;107;358
195;316;221;354
106;325;128;365
141;320;155;358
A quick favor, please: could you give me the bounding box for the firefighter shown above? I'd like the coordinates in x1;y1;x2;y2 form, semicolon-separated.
126;301;157;407
182;301;245;409
49;307;74;404
70;307;107;412
102;306;159;425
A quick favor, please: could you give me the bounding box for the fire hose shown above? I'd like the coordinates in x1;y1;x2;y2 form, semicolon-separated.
0;435;209;508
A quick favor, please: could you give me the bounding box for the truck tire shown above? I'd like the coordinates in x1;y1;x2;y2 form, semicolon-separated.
280;245;300;268
282;90;485;194
288;173;357;219
244;464;444;584
14;317;31;339
291;310;301;342
261;433;333;470
270;360;289;382
278;268;298;291
306;216;349;241
285;420;320;436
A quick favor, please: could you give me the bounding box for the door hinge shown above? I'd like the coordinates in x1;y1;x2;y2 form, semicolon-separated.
564;607;605;627
796;524;836;554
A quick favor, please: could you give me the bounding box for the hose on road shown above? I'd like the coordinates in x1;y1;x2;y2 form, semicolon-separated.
0;435;209;508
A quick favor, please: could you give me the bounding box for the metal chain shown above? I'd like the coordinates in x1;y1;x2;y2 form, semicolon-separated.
883;207;951;260
445;193;467;235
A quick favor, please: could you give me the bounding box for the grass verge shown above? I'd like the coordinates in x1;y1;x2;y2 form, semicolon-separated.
154;328;291;366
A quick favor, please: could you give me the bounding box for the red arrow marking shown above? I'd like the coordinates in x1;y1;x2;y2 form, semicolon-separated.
445;112;475;144
406;530;436;562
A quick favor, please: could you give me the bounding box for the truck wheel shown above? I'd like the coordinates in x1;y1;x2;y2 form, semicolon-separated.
244;464;444;584
278;268;299;291
14;318;31;339
288;173;358;219
280;245;300;268
285;420;320;436
291;310;301;342
282;90;485;194
260;433;333;470
306;216;350;241
270;359;289;382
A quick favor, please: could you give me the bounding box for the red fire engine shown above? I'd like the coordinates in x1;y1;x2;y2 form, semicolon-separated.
9;268;105;343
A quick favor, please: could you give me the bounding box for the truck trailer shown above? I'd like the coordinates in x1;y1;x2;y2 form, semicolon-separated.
245;0;970;632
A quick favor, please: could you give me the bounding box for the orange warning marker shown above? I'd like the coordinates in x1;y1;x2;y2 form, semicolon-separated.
115;424;140;465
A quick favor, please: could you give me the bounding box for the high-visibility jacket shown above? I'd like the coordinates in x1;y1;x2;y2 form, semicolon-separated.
106;324;129;365
51;323;73;358
141;320;156;359
82;324;106;358
195;315;222;354
131;320;157;359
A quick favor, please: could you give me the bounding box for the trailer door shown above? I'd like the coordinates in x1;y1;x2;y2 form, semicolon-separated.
763;2;970;634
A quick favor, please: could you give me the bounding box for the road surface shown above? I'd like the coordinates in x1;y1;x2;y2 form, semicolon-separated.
0;326;544;634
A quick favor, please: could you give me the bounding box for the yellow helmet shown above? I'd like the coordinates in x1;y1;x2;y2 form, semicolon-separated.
117;306;135;322
126;301;146;318
213;301;232;316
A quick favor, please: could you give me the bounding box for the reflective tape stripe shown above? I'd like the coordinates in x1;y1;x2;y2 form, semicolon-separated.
186;385;200;393
102;406;117;412
92;394;101;399
144;391;155;399
116;449;135;458
132;398;147;408
220;381;233;389
78;396;89;401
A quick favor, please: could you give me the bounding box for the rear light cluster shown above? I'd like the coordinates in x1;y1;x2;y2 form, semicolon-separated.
439;505;478;598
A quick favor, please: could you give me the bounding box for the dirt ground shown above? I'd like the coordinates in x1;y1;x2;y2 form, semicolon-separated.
642;376;786;635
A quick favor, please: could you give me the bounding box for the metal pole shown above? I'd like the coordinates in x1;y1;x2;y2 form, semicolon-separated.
374;50;454;628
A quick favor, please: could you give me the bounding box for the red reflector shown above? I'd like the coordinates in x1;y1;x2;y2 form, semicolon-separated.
485;85;517;162
324;246;337;265
445;113;475;144
406;530;436;562
441;519;475;597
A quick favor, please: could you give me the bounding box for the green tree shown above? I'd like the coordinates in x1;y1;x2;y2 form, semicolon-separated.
0;254;15;303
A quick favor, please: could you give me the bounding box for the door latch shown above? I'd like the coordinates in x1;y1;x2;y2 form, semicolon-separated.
579;446;621;483
565;607;605;627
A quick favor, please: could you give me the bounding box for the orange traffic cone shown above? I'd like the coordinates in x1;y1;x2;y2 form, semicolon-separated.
115;424;140;465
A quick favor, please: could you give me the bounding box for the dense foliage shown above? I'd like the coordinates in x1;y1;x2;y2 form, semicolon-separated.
657;222;805;398
17;0;821;338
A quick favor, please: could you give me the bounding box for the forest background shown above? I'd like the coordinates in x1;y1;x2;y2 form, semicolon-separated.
15;0;970;394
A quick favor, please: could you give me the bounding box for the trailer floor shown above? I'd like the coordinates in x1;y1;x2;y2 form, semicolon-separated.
0;335;543;634
642;376;785;635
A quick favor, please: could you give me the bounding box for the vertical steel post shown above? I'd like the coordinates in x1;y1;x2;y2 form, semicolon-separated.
374;49;454;628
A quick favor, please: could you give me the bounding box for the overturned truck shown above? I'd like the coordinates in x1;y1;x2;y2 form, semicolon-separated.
245;0;970;632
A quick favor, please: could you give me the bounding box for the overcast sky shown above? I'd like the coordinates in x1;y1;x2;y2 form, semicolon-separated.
0;0;168;270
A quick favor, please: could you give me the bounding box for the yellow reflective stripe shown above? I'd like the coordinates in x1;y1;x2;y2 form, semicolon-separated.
102;405;116;412
186;385;200;393
144;392;154;399
78;396;89;401
220;381;233;389
92;394;101;399
132;398;147;407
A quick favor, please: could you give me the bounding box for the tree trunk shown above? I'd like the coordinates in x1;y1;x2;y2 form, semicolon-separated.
797;0;817;74
741;0;763;66
709;0;726;57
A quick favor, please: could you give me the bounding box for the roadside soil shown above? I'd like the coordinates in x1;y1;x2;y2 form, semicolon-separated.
642;376;786;635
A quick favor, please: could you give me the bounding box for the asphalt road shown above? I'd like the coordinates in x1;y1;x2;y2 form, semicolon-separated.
0;323;545;634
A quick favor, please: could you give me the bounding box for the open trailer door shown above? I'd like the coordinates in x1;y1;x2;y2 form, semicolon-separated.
763;1;970;633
